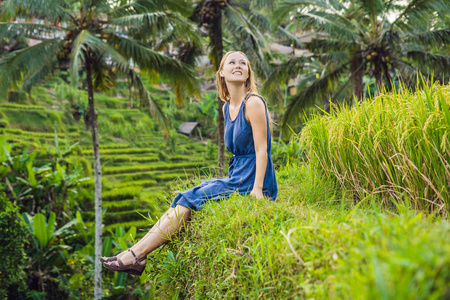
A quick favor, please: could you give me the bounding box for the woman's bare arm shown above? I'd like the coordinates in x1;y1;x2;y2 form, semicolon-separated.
245;96;268;198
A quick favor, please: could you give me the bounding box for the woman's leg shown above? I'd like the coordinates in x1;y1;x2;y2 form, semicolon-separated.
101;207;176;261
105;205;191;267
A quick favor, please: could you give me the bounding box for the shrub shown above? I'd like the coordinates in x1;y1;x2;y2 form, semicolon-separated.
0;194;28;299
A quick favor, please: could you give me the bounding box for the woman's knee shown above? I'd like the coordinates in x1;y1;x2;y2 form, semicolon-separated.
175;204;191;219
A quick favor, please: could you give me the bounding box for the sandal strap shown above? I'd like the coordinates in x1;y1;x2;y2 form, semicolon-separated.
116;257;124;268
130;249;138;260
130;249;146;265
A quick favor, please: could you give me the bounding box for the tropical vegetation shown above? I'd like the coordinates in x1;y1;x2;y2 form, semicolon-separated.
0;0;449;299
265;0;450;127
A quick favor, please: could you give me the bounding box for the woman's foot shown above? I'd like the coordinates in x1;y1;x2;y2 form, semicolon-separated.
100;249;128;263
103;249;147;276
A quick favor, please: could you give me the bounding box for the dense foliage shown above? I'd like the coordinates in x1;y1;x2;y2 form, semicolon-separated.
0;194;28;300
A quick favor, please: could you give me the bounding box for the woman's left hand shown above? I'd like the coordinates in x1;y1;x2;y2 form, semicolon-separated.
250;189;264;199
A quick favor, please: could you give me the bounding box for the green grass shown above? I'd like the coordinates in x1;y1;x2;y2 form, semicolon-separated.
0;103;46;110
101;155;159;165
145;163;450;299
300;81;450;213
103;186;143;201
80;147;157;156
80;143;130;150
113;179;158;188
103;162;205;175
103;199;155;212
1;128;80;138
0;109;68;132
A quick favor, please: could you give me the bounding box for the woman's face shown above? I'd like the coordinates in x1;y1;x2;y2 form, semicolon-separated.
219;52;249;84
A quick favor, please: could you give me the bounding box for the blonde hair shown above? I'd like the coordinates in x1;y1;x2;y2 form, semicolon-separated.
216;51;274;131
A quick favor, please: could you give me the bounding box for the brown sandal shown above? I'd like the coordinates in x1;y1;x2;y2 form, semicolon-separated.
100;249;131;263
100;256;117;263
102;249;146;276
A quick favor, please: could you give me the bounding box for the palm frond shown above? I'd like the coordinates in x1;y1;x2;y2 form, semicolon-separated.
0;0;69;23
225;5;272;78
173;42;203;107
111;11;201;46
0;38;61;98
249;0;278;10
276;26;304;48
406;50;450;74
272;0;342;26
0;22;66;41
297;11;361;41
314;51;352;64
21;65;53;93
358;0;385;19
405;29;450;47
127;68;170;137
262;56;311;105
308;38;355;53
111;0;191;18
282;62;349;126
68;29;173;135
91;57;116;92
393;0;450;30
110;34;200;98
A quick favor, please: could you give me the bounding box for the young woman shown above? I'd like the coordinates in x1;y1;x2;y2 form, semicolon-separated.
102;51;278;276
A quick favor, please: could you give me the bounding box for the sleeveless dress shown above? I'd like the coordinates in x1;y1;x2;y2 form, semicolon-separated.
170;93;278;211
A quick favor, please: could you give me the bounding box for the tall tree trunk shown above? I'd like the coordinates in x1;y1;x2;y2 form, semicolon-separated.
351;46;364;105
211;11;224;176
374;60;383;93
85;55;103;300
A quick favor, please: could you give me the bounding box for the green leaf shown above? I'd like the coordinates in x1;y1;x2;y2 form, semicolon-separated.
115;225;125;238
33;213;48;250
26;160;37;187
47;212;56;240
117;236;128;252
102;235;112;257
53;218;77;237
125;226;136;243
113;272;127;290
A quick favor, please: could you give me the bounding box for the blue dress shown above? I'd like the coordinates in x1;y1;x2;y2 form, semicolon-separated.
171;93;277;211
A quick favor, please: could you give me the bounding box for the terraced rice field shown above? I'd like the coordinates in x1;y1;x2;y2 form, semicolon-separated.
1;101;217;235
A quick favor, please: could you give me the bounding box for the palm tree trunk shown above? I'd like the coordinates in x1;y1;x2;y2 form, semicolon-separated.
211;11;224;176
85;55;103;300
374;60;383;93
351;47;364;104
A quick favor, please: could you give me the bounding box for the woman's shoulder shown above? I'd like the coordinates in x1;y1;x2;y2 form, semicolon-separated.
245;94;266;110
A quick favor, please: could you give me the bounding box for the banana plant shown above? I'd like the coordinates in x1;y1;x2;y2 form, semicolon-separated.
20;211;77;293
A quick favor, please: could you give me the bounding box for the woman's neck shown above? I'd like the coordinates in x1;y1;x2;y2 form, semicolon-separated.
227;82;247;107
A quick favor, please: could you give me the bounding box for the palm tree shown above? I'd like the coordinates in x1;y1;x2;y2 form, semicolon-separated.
0;0;200;298
267;0;450;126
192;0;298;174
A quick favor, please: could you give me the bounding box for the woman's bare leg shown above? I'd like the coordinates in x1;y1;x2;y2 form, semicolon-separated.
105;205;191;267
101;207;176;261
